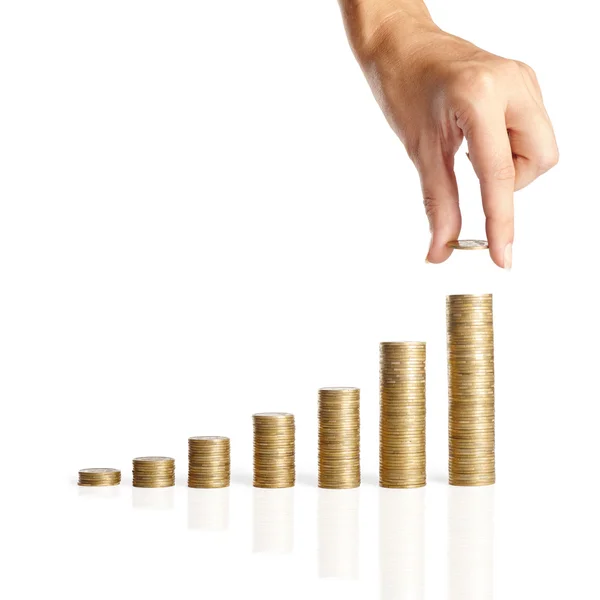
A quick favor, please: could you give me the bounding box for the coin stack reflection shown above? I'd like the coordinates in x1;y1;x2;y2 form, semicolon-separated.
380;342;426;488
132;456;175;488
446;294;495;486
449;487;494;600
318;387;360;489
318;489;359;579
380;488;425;600
188;436;230;488
78;468;121;487
253;488;294;553
253;413;295;488
188;488;229;531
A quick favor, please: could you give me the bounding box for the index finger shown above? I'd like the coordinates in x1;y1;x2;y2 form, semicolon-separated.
461;108;514;269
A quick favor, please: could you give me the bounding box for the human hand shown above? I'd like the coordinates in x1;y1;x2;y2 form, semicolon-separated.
340;3;558;267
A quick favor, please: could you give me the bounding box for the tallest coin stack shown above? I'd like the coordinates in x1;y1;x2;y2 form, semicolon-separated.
446;294;495;486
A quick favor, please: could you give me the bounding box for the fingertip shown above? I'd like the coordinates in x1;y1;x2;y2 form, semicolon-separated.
486;217;514;269
503;242;512;270
488;246;504;268
426;237;454;264
487;241;513;269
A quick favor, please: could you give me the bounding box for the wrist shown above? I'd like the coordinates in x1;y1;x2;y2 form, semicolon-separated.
339;0;437;59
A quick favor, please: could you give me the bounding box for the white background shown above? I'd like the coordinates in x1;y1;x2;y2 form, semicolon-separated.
1;1;598;598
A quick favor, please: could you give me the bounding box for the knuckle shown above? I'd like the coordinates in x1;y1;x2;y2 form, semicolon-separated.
452;66;497;102
405;138;421;164
536;146;560;173
486;215;514;235
495;163;517;181
504;59;523;77
490;163;516;182
454;104;477;133
422;194;441;221
516;60;538;81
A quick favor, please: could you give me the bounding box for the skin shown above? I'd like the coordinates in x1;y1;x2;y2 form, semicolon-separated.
338;0;558;268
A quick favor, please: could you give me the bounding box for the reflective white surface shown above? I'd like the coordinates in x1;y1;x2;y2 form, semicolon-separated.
380;488;425;599
188;488;229;531
132;486;175;510
48;478;599;598
253;488;294;553
448;487;493;600
318;489;359;579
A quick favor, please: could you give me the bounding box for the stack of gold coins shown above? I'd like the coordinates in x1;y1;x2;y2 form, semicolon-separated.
380;342;426;488
253;413;295;488
188;436;230;488
78;468;121;486
318;387;360;489
446;294;495;486
132;456;176;488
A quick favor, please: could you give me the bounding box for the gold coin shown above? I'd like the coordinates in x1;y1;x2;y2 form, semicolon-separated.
188;436;230;488
253;413;295;488
379;342;426;489
446;294;495;487
132;457;175;488
446;239;489;250
318;387;360;489
78;468;121;487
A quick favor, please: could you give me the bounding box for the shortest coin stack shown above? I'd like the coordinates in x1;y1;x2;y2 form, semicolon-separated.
78;468;121;486
132;456;175;488
188;436;231;488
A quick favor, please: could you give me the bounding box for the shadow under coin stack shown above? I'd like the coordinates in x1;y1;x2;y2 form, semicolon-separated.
253;413;295;488
318;387;360;489
188;436;231;488
78;468;121;486
446;294;495;486
132;456;176;488
379;342;426;488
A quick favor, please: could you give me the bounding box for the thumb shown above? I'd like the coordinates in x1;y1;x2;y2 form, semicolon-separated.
416;150;462;263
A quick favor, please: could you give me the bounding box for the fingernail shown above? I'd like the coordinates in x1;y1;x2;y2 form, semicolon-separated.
425;237;432;263
503;243;513;270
